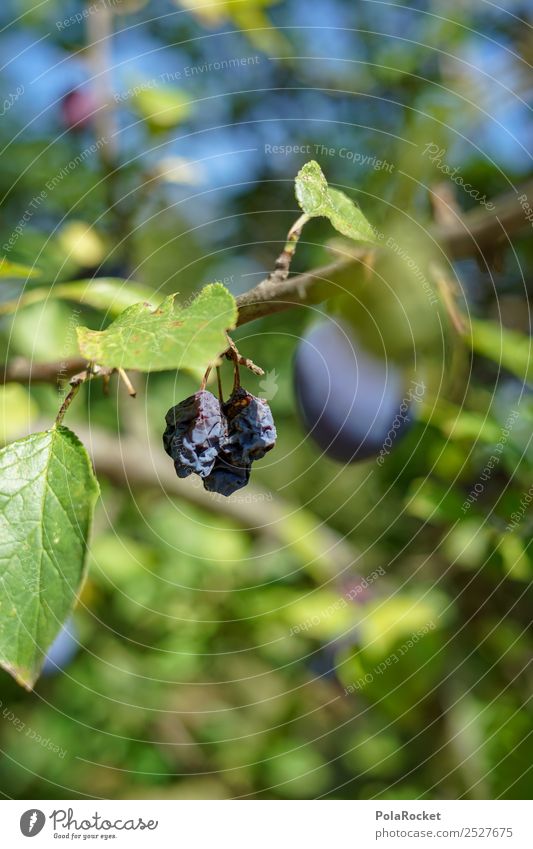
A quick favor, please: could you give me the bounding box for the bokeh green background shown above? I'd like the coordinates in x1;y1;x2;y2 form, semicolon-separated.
0;0;531;799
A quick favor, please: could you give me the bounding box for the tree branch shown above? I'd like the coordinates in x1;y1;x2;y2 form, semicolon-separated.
236;177;533;325
2;179;531;384
0;356;87;384
433;177;533;260
236;259;349;326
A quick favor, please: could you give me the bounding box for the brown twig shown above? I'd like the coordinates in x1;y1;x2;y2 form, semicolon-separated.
86;3;118;170
430;182;463;230
235;258;351;326
55;363;135;424
224;334;265;376
55;383;82;427
55;362;105;425
102;371;112;396
0;356;88;385
68;362;113;387
266;212;309;285
433;178;533;261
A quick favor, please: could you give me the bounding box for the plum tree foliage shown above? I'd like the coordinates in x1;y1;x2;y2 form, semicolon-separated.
0;160;523;690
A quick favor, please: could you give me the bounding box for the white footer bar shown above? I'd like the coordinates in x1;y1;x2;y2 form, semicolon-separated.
2;799;530;848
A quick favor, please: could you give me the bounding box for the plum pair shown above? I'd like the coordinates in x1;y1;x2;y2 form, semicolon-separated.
163;388;276;496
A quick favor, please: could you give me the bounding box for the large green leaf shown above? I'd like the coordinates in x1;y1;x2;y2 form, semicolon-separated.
295;160;377;244
470;318;532;383
76;283;237;372
0;426;99;689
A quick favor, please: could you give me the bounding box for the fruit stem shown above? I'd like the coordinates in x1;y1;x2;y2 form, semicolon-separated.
216;366;224;402
232;361;241;392
117;367;136;397
200;364;212;391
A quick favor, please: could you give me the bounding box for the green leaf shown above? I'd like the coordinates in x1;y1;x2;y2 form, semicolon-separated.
0;426;99;688
0;258;41;279
295;160;330;215
76;283;237;373
327;188;378;243
0;278;159;318
469;318;532;383
295;161;377;244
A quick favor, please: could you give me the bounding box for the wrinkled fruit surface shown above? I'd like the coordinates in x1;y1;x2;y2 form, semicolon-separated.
223;388;277;462
163;390;226;478
164;388;276;496
203;455;251;497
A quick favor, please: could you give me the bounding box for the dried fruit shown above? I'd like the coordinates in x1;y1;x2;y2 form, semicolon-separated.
163;390;226;478
163;384;276;496
223;388;277;462
203;454;251;497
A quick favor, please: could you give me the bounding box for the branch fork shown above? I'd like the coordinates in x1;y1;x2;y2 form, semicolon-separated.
55;363;136;426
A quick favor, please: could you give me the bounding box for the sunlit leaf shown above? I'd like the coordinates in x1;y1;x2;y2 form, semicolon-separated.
326;187;379;242
262;740;332;798
443;518;491;569
295;161;377;244
77;283;237;372
295;160;330;215
359;594;442;658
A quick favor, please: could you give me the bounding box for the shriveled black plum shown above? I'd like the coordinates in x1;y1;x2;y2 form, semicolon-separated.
203;454;251;496
163;390;226;479
223;387;277;463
